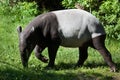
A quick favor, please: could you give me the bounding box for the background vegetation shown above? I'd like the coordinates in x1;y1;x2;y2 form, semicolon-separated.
0;0;120;80
2;0;120;39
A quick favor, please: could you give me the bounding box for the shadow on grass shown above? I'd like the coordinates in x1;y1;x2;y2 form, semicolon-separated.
55;61;120;70
55;62;76;70
0;67;113;80
84;62;120;72
0;61;119;80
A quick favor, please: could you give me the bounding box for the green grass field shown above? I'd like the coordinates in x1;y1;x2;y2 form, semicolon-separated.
0;14;120;80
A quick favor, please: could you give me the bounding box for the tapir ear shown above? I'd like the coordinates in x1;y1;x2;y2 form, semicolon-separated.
17;26;22;34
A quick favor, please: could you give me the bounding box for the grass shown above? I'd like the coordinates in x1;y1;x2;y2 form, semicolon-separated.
0;14;120;80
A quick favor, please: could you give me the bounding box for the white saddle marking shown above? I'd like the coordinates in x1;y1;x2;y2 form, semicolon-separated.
52;9;105;47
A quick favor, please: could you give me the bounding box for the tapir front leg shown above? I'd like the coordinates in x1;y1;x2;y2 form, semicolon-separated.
47;44;59;67
34;45;48;63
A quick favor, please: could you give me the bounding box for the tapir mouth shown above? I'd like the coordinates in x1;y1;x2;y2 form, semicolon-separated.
20;50;29;68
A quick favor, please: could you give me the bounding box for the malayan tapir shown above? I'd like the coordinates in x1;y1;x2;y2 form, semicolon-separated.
17;9;116;72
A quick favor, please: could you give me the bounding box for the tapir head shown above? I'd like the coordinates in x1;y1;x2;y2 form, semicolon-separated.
17;26;36;68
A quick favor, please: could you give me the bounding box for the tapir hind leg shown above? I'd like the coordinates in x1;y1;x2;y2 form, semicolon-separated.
91;35;116;72
76;44;89;67
34;45;48;63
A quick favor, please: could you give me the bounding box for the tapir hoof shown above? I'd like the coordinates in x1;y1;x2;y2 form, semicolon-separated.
22;63;28;68
75;61;83;67
40;57;48;63
110;66;116;72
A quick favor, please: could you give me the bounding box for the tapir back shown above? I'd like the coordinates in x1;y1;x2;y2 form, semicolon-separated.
52;9;105;47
